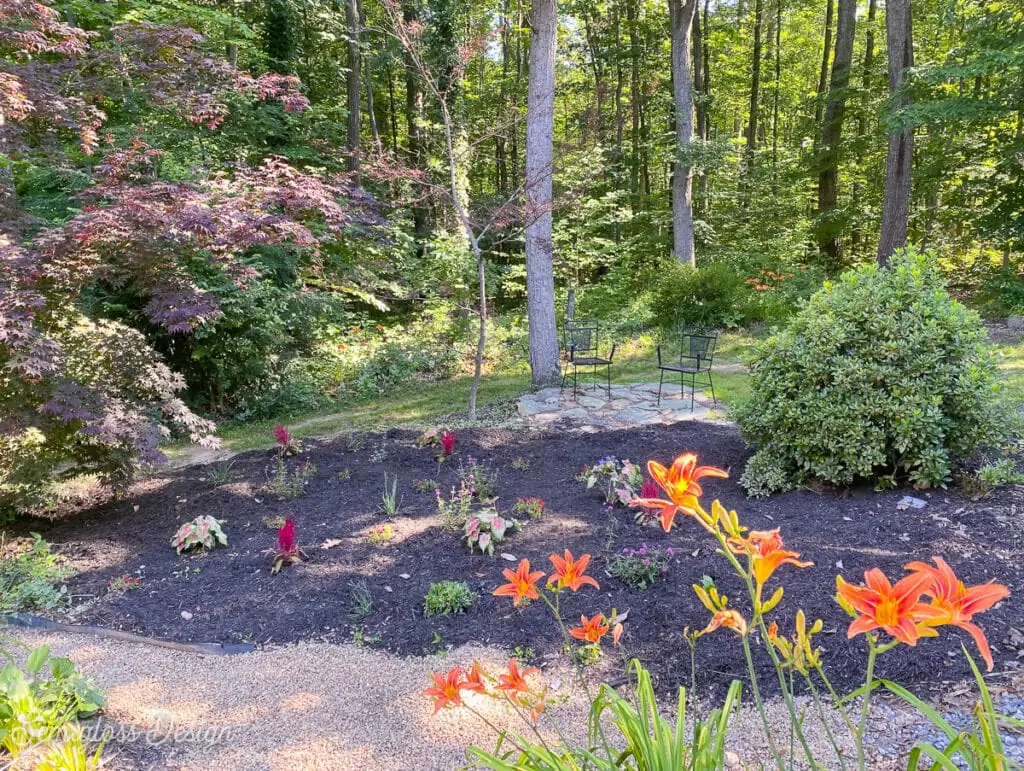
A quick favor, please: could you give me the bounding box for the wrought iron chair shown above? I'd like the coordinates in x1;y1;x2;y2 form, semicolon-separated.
656;329;718;409
561;321;616;397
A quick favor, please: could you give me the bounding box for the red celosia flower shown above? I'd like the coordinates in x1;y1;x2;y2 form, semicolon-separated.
423;667;464;713
495;659;538;694
639;478;659;499
836;569;946;646
273;423;291;447
631;453;728;532
548;550;600;592
905;557;1010;670
569;613;610;644
493;559;545;607
278;518;297;554
440;431;456;456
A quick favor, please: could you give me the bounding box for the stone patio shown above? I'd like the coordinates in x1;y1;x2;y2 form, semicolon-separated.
517;382;722;432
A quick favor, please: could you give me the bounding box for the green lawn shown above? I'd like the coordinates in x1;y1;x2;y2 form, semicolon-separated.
169;328;768;458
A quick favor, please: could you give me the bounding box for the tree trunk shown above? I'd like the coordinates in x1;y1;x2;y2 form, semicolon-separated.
877;0;914;264
387;65;399;150
524;0;562;386
402;1;429;238
346;0;361;177
857;0;878;136
745;0;763;169
628;0;641;199
670;0;699;266
360;4;382;154
814;0;835;140
816;0;856;263
771;0;781;192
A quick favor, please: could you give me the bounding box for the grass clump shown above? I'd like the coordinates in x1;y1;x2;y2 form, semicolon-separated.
424;580;475;617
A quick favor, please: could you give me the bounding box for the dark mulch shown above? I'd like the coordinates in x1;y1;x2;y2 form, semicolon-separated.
19;423;1024;699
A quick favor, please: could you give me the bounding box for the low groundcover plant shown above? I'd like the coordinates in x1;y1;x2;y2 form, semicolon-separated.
424;451;1014;771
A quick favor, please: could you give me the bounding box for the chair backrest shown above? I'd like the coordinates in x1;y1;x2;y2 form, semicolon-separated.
683;332;717;364
563;322;599;356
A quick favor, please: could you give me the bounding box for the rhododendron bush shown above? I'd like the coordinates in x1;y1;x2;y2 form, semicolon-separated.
0;1;380;517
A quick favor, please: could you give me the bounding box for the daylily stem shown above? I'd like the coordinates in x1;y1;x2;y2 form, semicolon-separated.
805;675;849;771
742;633;786;771
857;637;878;771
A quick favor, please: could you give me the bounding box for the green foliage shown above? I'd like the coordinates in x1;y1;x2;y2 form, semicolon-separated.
0;536;71;614
457;457;498;501
267;458;316;500
171;516;228;554
736;249;1010;496
463;513;515;555
412;478;437;494
436;481;474;531
578;457;643;506
0;643;105;762
609;544;675;590
976;266;1024;318
380;473;402;517
366;523;395;545
348;579;373;620
651;261;756;332
423;580;475;617
512;497;545;520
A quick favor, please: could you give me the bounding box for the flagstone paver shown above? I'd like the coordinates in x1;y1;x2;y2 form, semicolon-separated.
517;382;723;431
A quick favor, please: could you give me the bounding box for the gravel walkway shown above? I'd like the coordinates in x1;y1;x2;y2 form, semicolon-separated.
11;629;1010;770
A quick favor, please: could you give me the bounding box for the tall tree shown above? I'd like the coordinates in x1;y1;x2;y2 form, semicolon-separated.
816;0;856;262
524;0;561;385
402;0;429;238
745;0;764;169
878;0;914;263
670;0;699;265
813;0;835;140
346;0;361;176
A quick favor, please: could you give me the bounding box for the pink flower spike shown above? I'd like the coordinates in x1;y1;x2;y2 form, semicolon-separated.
273;423;291;447
441;432;456;456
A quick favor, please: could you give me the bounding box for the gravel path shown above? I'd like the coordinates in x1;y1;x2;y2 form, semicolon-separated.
11;629;1010;770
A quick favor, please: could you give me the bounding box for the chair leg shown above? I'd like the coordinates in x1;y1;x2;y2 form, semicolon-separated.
605;363;611;398
707;370;717;406
689;372;696;411
658;369;664;405
560;364;567;390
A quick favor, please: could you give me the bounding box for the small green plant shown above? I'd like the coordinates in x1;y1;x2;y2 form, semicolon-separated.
336;468;352;481
0;642;106;761
511;646;536;665
205;461;235;486
380;472;402;516
348;579;374;620
367;523;395;545
436;480;474;531
978;458;1024;487
511;456;530;471
262;515;286;529
463;513;515;555
171;516;227;555
0;535;71;613
268;458;316;500
107;575;142;593
578;456;643;505
457;456;498;500
351;629;380;646
513;497;545;519
424;580;475;617
573;643;603;666
413;478;437;494
609;544;676;590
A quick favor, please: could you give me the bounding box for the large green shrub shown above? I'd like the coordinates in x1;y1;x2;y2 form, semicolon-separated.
735;249;1009;496
651;261;754;331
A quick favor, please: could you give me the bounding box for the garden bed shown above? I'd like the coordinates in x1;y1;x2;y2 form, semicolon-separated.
21;423;1024;699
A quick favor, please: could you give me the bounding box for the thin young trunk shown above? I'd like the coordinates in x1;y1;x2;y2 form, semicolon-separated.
670;0;699;266
361;10;382;154
346;0;361;176
857;0;878;136
771;0;781;192
814;0;835;141
524;0;561;386
496;1;511;194
387;65;399;150
693;8;705;140
745;0;763;169
816;0;856;263
403;1;429;238
877;0;914;264
511;0;523;184
628;0;641;199
614;7;624;162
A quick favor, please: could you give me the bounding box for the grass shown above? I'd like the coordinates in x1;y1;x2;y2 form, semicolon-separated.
166;328;767;461
992;340;1024;407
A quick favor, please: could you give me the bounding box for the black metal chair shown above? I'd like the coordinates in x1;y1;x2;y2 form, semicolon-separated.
656;329;718;409
561;321;616;397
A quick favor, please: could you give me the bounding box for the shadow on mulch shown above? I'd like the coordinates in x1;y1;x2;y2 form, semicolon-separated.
18;423;1024;700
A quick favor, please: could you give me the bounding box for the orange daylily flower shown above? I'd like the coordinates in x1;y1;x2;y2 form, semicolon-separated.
906;556;1010;670
548;550;600;592
701;608;748;637
423;666;465;713
836;569;946;646
495;659;538;695
530;696;547;723
493;559;545;607
728;528;813;588
612;622;624;646
630;453;728;532
569;613;610;644
462;660;487;694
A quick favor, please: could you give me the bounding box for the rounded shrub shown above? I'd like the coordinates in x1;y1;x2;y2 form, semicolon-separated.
734;249;1010;496
651;261;754;331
